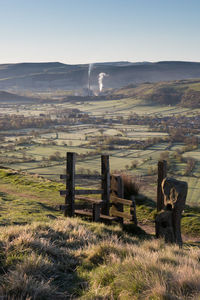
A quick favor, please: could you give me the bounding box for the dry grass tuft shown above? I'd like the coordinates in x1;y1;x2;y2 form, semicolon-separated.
0;218;199;299
120;173;140;198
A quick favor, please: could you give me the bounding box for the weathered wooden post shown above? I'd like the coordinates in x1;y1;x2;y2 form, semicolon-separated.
157;160;167;212
92;202;101;222
155;177;188;246
101;155;110;216
110;175;124;224
65;152;75;217
130;195;137;226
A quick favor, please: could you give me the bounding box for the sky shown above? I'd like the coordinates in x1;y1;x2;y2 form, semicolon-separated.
0;0;200;64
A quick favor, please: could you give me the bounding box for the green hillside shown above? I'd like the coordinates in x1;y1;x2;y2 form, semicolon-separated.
0;167;199;236
0;91;36;103
114;79;200;108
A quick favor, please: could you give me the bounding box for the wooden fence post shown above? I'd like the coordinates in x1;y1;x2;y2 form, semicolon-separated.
130;195;137;226
110;175;124;224
65;152;75;217
101;155;110;216
157;160;167;212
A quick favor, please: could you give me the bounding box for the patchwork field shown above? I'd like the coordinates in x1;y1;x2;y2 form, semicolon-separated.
0;91;199;206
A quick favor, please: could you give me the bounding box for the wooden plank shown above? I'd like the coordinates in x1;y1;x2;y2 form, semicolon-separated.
60;189;103;196
60;174;102;180
110;209;132;220
100;214;117;221
65;152;75;217
76;196;103;204
110;195;132;206
74;209;93;217
74;210;116;221
157;160;167;212
101;155;110;216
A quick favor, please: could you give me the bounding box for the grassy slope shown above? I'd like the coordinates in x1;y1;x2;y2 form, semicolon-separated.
0;169;200;298
0;218;200;299
0;168;64;225
0;168;200;236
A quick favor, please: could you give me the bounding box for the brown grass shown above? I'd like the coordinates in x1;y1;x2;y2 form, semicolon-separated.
0;218;199;299
120;173;140;198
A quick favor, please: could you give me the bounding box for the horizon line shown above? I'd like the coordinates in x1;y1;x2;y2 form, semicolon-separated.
0;59;200;66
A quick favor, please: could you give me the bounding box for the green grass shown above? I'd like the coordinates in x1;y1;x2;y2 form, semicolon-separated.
0;167;200;237
0;168;64;225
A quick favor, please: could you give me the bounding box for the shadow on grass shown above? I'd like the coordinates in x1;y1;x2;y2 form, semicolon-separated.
0;191;13;202
37;202;58;212
136;193;156;208
0;229;87;298
122;223;153;240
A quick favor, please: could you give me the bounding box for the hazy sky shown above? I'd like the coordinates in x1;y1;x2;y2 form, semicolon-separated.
0;0;200;64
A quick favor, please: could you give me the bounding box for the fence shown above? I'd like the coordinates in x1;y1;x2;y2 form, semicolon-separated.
59;152;137;224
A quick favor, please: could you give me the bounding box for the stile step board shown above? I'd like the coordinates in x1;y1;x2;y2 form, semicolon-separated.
75;210;116;221
110;195;133;206
100;214;117;221
75;209;93;217
110;209;132;220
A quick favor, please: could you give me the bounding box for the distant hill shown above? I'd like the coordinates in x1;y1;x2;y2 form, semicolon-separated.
1;61;200;92
0;90;36;103
113;79;200;108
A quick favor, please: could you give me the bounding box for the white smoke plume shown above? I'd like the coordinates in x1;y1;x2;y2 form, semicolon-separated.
88;63;93;77
88;63;94;94
98;72;108;92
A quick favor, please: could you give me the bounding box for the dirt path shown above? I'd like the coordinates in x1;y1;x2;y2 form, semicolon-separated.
139;222;200;244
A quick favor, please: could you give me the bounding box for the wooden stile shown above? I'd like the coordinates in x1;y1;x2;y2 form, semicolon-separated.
59;152;138;225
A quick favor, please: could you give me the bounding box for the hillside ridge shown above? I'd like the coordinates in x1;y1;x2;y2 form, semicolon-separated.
1;60;200;92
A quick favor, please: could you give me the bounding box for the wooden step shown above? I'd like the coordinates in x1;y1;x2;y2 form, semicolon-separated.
100;214;117;221
74;209;92;217
74;210;117;222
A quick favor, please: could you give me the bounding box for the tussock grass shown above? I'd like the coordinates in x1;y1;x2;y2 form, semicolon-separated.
119;173;140;198
0;218;199;299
